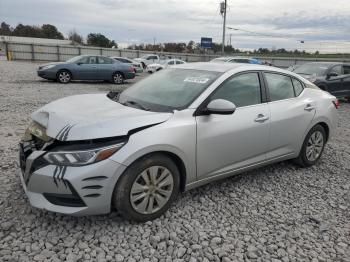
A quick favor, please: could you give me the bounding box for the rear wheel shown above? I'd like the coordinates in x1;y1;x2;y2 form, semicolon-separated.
294;124;326;167
112;72;124;84
113;154;180;222
56;70;71;83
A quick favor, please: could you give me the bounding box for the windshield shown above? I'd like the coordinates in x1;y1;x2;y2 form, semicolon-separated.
66;56;84;63
294;63;329;76
118;68;221;112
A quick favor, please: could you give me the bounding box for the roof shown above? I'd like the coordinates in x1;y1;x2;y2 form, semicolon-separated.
174;62;271;72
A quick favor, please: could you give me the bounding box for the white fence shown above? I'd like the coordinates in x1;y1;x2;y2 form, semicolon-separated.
2;41;350;68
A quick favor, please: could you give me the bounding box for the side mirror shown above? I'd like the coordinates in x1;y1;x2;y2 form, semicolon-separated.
203;99;236;115
327;72;338;79
76;62;83;65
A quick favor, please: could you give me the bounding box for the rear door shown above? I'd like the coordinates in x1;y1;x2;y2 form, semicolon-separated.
264;72;316;159
196;72;270;179
97;56;115;80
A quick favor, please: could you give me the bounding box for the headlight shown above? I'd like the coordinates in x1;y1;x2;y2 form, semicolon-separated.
43;143;125;166
41;64;56;70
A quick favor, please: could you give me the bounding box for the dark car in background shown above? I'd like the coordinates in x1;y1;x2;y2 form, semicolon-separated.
37;55;135;84
111;57;143;74
293;62;350;98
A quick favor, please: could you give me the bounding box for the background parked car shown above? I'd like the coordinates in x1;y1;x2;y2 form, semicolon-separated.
287;64;301;72
293;62;350;98
210;56;261;64
146;59;186;73
37;55;135;84
111;56;143;74
134;54;160;69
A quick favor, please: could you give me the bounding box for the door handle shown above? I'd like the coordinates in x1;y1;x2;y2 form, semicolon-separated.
254;114;269;123
304;104;315;111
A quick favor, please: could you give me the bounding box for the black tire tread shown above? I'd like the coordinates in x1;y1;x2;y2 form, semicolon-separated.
113;153;180;222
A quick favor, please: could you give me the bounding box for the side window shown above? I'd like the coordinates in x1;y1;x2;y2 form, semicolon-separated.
233;59;249;63
265;73;295;101
88;56;97;64
343;65;350;75
168;60;175;65
77;56;89;64
292;78;304;96
211;73;262;107
98;57;113;64
176;60;184;64
147;56;157;60
329;65;343;75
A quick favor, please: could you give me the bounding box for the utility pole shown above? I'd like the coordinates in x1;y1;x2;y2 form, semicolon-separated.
221;0;227;55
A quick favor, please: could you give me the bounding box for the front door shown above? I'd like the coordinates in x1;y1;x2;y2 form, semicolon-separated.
340;65;350;97
74;56;98;80
196;72;270;179
326;65;344;97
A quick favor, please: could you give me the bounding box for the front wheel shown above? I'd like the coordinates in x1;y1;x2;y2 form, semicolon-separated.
56;70;71;83
113;154;180;222
294;124;326;167
112;72;124;84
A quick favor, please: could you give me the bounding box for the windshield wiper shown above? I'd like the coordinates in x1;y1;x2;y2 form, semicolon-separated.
122;100;150;111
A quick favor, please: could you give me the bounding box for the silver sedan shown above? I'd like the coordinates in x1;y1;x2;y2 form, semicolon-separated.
20;63;338;221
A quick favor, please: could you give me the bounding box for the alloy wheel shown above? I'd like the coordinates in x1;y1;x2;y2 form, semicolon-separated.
306;130;324;162
113;73;123;84
58;71;70;83
130;166;174;214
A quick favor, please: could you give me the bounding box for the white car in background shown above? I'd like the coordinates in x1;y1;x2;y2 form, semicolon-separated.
147;59;186;73
111;57;143;74
134;54;160;69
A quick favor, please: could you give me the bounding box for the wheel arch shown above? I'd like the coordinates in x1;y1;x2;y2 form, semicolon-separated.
56;68;73;79
317;122;330;142
119;150;188;192
112;70;125;78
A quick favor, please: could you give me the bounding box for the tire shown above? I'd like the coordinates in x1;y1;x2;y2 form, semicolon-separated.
56;70;72;83
112;72;124;84
293;124;326;167
113;154;180;222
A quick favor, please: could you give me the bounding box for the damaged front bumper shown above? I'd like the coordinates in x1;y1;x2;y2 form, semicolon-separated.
18;140;127;216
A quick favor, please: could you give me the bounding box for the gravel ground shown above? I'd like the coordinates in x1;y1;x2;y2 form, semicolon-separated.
0;60;349;262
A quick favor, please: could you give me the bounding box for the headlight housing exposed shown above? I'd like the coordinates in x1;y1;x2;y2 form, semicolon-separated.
43;143;125;166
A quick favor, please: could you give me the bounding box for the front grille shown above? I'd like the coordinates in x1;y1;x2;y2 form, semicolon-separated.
43;181;86;207
43;193;86;207
32;136;46;150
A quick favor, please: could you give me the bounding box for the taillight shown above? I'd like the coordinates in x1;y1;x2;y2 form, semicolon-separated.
332;100;340;109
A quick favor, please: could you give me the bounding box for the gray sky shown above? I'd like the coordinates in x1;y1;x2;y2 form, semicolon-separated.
1;0;350;52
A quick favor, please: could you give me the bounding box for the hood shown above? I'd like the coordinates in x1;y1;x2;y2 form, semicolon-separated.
39;62;64;69
31;94;172;141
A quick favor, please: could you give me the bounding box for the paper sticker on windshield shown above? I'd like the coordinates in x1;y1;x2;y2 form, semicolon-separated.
184;77;210;84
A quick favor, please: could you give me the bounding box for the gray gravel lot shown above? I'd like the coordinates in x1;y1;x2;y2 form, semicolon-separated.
0;60;349;262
